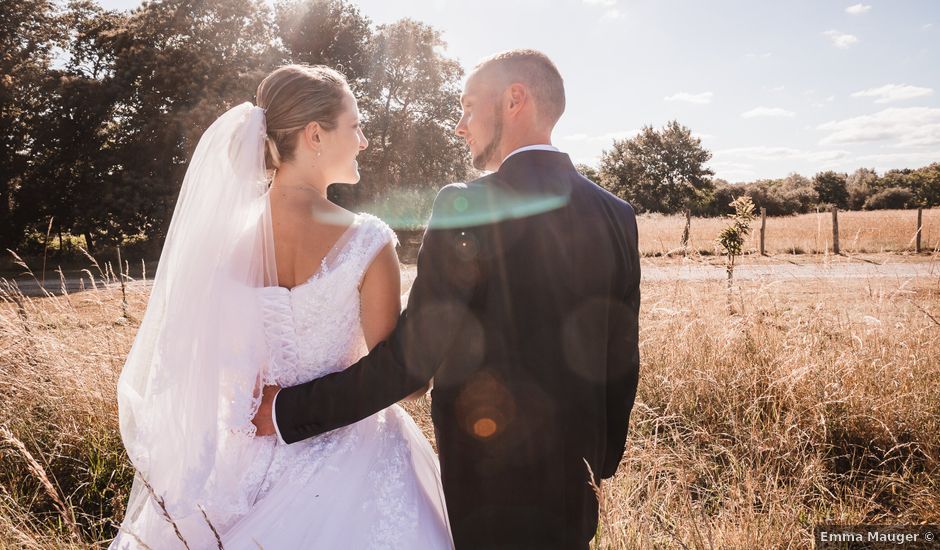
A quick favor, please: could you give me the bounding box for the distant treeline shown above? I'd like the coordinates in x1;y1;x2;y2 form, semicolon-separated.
580;121;939;217
2;0;471;254
3;1;936;258
695;165;940;217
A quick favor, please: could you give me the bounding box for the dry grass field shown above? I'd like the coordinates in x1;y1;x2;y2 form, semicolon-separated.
1;256;938;549
639;208;940;257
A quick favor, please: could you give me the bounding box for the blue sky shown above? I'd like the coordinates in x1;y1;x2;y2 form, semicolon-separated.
97;0;939;182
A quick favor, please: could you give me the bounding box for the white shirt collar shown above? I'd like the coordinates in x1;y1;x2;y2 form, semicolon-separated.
502;144;561;164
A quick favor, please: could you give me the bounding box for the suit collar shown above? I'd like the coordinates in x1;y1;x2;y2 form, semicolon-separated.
496;149;576;176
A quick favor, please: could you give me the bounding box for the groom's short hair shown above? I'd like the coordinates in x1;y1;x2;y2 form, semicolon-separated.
474;49;566;126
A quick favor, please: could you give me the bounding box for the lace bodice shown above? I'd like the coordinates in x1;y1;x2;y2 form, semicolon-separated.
258;213;399;386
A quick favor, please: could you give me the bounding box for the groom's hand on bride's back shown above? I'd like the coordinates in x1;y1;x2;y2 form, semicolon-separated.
251;385;281;436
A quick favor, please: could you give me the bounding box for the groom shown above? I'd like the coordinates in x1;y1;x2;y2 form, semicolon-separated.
254;49;640;549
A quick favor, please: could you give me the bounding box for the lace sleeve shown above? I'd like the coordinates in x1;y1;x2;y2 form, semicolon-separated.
343;213;399;284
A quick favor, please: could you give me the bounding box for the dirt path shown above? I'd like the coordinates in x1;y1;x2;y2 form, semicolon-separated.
401;256;939;290
640;260;939;281
7;256;938;297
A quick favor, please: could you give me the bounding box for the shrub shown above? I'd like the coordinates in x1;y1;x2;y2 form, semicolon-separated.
863;187;913;210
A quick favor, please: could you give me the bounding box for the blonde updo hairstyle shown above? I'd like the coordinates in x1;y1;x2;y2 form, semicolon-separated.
256;64;352;172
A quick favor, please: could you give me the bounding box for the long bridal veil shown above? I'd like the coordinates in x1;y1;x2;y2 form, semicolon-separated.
116;102;278;533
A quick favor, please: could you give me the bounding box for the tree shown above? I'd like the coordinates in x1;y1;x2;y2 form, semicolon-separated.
770;173;818;215
13;1;129;252
716;195;755;307
846;167;878;210
575;164;600;184
910;163;940;207
877;169;915;198
0;0;64;249
598;120;714;214
813;170;848;208
693;179;744;217
276;0;372;83
348;18;471;224
104;0;280;242
864;187;913;210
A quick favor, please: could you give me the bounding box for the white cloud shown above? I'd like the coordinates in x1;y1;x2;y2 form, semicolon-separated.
845;4;871;15
562;133;589;141
602;8;623;19
851;84;934;104
741;107;796;119
583;0;616;5
664;91;714;104
924;23;934;30
818;107;940;147
823;30;859;49
714;146;850;163
745;52;772;59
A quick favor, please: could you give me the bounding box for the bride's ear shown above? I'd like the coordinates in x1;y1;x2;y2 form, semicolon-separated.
302;121;322;152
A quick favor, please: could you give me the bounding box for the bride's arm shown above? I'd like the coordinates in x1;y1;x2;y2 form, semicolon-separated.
359;242;429;401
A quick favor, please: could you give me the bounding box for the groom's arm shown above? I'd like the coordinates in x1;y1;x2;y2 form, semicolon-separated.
601;211;641;479
272;186;480;444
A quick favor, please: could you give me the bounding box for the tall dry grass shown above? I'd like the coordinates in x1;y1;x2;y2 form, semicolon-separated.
0;265;141;549
593;275;940;548
1;262;939;548
639;208;940;256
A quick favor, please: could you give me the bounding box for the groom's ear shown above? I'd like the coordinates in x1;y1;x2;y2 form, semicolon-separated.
506;83;529;117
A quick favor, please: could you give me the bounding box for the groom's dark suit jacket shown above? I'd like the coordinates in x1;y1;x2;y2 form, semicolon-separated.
275;150;640;549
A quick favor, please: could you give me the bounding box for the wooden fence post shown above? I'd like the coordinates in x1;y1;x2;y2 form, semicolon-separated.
916;207;923;254
759;208;767;256
681;209;691;250
831;206;840;255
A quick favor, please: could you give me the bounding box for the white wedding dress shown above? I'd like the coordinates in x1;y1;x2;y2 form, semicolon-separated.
111;213;453;549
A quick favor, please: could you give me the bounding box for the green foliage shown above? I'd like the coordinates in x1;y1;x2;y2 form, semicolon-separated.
575;163;600;184
813;170;849;208
277;0;372;83
863;187;914;210
716;195;755;260
846;167;878;210
1;0;474;253
694;164;939;219
907;163;940;207
695;174;818;217
598;120;715;214
352;19;470;200
716;196;755;296
0;0;65;247
104;0;280;242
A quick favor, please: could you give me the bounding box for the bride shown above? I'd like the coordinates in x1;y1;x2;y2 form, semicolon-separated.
110;65;453;549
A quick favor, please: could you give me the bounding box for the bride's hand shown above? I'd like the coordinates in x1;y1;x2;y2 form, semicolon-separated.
252;385;281;436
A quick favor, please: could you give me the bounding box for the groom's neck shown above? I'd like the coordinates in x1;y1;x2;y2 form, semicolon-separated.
493;130;554;169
